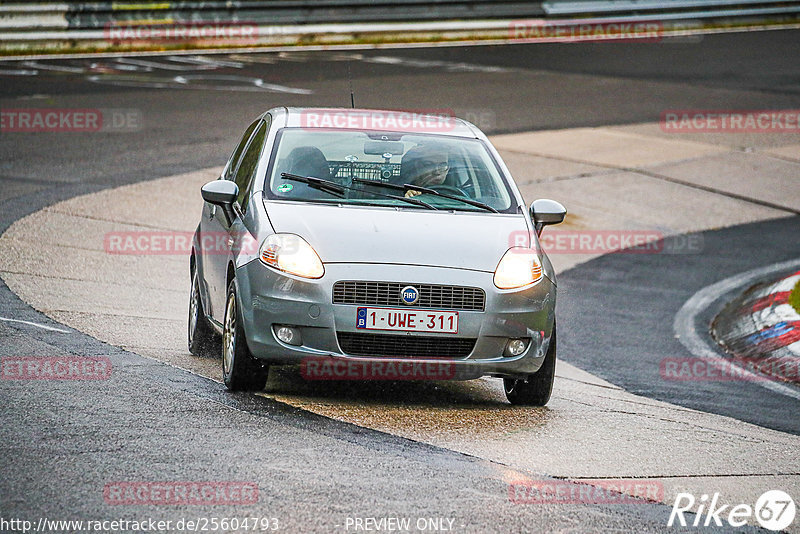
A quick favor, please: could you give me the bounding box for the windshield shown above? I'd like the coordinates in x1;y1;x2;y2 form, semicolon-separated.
264;128;516;212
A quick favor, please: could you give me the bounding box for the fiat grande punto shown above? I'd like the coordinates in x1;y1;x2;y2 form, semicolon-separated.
189;107;566;405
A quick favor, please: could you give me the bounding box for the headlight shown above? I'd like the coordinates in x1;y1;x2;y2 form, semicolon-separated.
259;234;324;279
493;248;543;289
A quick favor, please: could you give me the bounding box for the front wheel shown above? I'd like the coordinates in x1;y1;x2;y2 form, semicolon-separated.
503;325;556;406
222;279;269;391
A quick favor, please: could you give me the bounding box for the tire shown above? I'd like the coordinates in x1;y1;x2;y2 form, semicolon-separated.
188;262;217;357
503;325;556;406
222;279;269;391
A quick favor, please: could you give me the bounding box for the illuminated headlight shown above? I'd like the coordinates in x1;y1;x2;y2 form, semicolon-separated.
260;234;324;279
493;248;543;289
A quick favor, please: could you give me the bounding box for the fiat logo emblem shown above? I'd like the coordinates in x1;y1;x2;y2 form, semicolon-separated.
400;286;419;305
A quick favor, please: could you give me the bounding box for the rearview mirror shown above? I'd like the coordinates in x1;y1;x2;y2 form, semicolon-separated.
530;199;566;236
364;140;404;156
201;180;238;206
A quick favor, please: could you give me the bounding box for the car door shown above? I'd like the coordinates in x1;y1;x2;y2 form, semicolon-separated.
200;119;259;322
208;118;269;322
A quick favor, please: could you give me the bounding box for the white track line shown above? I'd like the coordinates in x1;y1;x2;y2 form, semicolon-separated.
0;316;70;333
673;258;800;401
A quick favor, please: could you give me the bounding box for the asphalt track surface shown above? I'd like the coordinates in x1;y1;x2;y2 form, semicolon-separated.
559;216;800;435
1;29;799;531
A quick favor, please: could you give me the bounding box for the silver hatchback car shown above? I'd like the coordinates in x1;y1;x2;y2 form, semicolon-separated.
189;107;566;405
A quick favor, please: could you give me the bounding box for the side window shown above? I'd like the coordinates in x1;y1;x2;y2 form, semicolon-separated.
233;118;268;209
224;120;259;180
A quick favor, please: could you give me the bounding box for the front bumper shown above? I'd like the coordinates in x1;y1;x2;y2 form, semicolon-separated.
235;260;556;380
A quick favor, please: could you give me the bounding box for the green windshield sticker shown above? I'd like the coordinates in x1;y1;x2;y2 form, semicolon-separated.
277;183;293;193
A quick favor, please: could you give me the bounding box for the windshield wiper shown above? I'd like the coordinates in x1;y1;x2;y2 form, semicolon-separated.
279;173;346;197
280;173;437;210
351;177;499;213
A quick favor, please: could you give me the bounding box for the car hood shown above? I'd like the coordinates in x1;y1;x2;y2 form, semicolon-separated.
264;201;529;272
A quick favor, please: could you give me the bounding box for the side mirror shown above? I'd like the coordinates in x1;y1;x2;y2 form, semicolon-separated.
530;198;566;236
201;180;239;206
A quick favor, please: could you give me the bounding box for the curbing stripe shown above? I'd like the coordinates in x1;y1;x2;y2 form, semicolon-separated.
675;258;800;399
711;268;800;384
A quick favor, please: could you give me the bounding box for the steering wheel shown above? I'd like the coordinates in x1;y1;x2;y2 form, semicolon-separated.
428;184;469;197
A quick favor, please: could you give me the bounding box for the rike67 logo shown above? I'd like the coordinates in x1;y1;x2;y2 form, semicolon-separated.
669;490;795;531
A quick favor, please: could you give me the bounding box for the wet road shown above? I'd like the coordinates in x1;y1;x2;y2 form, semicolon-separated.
2;29;799;531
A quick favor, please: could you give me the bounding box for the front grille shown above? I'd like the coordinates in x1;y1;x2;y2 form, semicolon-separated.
337;332;476;358
332;281;485;311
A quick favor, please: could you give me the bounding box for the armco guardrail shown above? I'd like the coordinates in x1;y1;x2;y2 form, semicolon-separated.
1;0;799;54
542;0;800;15
62;0;546;26
0;0;545;31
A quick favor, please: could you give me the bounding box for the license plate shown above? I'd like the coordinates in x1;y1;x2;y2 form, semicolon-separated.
356;307;458;334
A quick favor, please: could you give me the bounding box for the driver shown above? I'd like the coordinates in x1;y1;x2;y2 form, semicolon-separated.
401;145;449;198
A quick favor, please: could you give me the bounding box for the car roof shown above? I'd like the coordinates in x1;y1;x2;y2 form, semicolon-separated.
271;107;482;139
